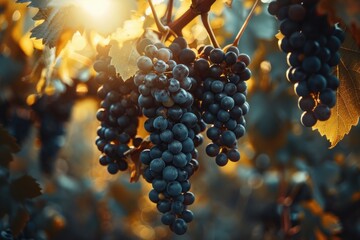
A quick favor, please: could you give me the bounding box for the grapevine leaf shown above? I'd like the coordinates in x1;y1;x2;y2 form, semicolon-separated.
313;33;360;148
124;137;152;183
10;206;30;237
20;0;138;54
30;6;83;49
109;39;140;80
10;175;42;201
32;9;50;21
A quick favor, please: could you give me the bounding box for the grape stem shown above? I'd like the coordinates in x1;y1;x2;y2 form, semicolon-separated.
161;0;174;25
168;0;216;36
147;0;175;40
231;0;260;47
201;12;220;48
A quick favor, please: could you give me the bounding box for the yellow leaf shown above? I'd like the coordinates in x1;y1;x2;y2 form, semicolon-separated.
313;32;360;148
109;39;140;80
19;32;34;56
124;136;152;183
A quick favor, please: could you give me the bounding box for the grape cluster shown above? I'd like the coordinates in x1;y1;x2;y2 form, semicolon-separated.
268;0;345;127
94;45;141;174
195;45;251;166
134;38;200;235
31;91;74;175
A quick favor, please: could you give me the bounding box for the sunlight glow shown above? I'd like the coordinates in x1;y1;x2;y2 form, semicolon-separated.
79;0;111;18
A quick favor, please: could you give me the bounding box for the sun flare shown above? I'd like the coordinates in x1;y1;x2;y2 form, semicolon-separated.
78;0;111;18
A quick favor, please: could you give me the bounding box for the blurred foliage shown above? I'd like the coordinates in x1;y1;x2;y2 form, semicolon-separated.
0;0;360;239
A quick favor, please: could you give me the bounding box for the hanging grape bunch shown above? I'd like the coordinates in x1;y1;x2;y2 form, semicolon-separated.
92;0;257;235
268;0;345;127
134;37;200;235
94;45;142;175
196;45;251;166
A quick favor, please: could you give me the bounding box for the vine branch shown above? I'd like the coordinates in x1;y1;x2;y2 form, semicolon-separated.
166;0;174;24
201;12;220;48
148;0;170;34
163;0;174;25
168;0;216;36
232;0;260;46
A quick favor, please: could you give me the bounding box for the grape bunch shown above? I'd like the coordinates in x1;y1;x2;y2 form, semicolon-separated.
195;45;251;166
268;0;345;127
31;90;74;175
134;39;200;235
94;45;142;174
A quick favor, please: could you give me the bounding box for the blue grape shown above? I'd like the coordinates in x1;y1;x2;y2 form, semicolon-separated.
314;104;331;121
163;166;179;181
183;192;195;205
216;153;228;166
137;56;153;72
298;95;316;111
173;153;188;168
161;212;176;225
227;149;240;162
210;48;225;64
319;88;336;107
301;111;317;127
181;210;194;223
157;199;171;213
153;116;168;130
150;158;165;173
152;179;167;192
167;181;182;197
171;218;187;235
171;201;184;214
221;130;237;147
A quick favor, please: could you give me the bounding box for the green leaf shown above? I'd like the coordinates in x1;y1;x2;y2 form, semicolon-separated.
10;175;42;201
313;32;360;148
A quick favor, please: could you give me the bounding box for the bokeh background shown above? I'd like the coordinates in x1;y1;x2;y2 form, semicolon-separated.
0;0;359;239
